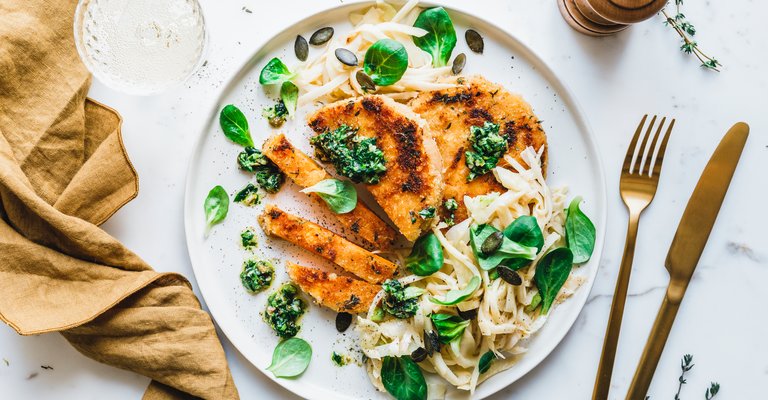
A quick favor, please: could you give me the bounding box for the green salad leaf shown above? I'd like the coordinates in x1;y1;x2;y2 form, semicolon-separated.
405;232;444;276
469;224;537;270
501;215;544;269
203;185;229;235
259;57;295;85
478;350;496;374
281;81;299;116
412;7;457;67
430;276;480;306
565;196;596;263
430;313;469;343
266;337;312;378
381;356;428;400
219;104;253;147
524;292;542;313
364;39;408;86
533;247;574;314
300;179;357;214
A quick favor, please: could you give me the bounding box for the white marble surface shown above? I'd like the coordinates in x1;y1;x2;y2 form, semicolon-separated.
2;0;767;399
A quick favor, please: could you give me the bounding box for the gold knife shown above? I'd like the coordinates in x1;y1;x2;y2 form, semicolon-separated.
625;122;749;399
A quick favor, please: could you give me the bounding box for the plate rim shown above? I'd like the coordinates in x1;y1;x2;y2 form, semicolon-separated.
183;1;607;398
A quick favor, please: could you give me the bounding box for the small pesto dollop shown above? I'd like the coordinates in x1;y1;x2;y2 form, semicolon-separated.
310;124;386;184
262;100;288;128
331;351;351;367
381;279;422;319
465;121;507;181
264;283;306;339
240;259;274;293
236;147;285;194
443;198;458;226
237;146;272;173
234;183;261;207
241;228;257;250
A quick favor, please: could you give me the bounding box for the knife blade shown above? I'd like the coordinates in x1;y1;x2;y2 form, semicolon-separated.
626;122;749;400
664;122;749;292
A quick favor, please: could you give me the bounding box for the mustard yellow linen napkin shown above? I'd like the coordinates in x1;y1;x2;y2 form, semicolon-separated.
0;1;239;399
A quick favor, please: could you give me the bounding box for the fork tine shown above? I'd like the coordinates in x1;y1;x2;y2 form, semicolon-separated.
622;115;648;173
634;115;657;174
651;119;675;177
641;117;666;176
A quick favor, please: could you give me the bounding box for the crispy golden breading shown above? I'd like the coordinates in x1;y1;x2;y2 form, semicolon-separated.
409;76;548;223
258;205;396;284
286;262;380;314
262;133;397;250
308;95;443;242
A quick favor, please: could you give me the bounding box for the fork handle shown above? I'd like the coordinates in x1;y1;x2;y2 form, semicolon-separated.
592;211;641;400
625;294;681;399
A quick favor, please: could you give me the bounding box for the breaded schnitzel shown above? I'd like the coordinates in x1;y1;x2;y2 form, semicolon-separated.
308;95;443;242
409;76;547;223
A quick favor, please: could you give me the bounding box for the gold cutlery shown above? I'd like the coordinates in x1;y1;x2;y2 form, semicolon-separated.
593;115;675;400
626;122;749;399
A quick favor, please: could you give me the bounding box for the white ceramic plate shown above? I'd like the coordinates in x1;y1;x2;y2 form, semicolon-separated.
184;2;606;399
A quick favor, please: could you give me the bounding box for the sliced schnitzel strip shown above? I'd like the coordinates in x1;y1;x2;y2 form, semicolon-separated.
287;262;380;314
409;76;547;223
259;205;397;284
262;133;397;250
308;95;444;242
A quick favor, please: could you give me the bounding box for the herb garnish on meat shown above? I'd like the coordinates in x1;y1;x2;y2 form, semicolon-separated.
465;121;507;181
310;124;387;184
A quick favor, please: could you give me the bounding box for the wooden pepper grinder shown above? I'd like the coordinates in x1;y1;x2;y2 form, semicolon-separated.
558;0;668;36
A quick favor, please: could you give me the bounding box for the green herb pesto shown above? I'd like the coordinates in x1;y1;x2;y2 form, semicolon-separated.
241;228;257;250
264;283;306;339
236;147;285;193
417;206;436;220
465;121;507;181
234;183;261;207
240;259;274;293
381;279;422;319
443;198;458;226
331;351;351;367
255;166;285;194
237;146;272;172
310;125;386;184
262;100;289;128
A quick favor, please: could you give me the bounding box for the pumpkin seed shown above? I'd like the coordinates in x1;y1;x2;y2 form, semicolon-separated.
457;308;478;320
309;27;334;45
410;347;428;363
497;266;522;286
465;29;484;53
335;48;358;66
451;53;466;75
294;35;308;61
355;70;376;92
423;330;441;356
481;231;503;255
335;312;352;332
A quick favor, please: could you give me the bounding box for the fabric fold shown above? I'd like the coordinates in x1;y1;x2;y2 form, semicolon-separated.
0;0;239;399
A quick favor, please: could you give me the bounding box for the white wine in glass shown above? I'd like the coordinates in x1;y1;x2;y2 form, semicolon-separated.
74;0;207;95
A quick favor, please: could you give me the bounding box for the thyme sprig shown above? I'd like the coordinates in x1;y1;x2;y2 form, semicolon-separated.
662;0;721;71
705;382;720;400
675;354;695;400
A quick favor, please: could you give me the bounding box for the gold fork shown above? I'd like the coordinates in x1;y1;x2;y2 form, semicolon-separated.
592;115;675;400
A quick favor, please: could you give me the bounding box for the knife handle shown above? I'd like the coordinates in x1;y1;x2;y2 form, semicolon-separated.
625;294;681;399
